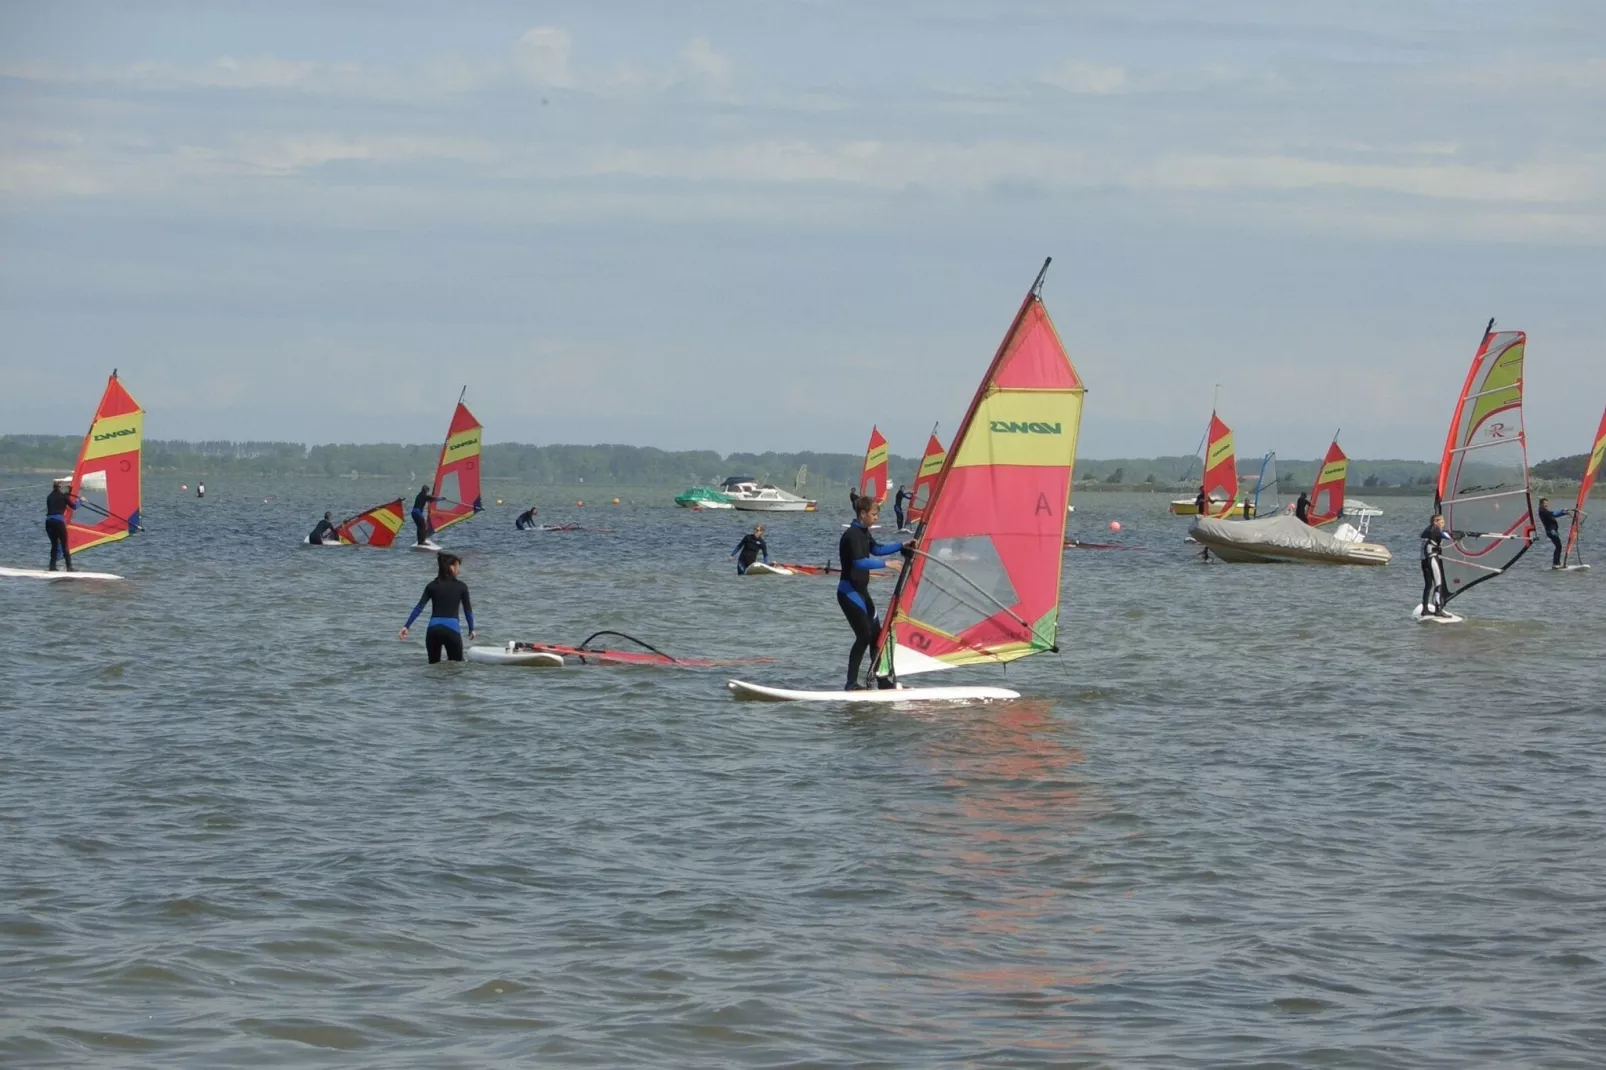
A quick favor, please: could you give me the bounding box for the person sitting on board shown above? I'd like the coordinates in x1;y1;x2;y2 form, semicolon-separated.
515;505;539;530
1294;491;1312;524
308;511;339;545
1537;497;1572;568
400;552;475;663
893;484;912;530
837;497;911;690
1419;513;1453;617
45;478;79;572
730;524;770;574
411;485;439;545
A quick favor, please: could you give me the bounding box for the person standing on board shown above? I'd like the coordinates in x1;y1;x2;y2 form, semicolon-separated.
730;524;770;574
197;482;205;499
1294;491;1311;524
308;511;339;545
893;484;912;530
411;485;438;545
837;497;910;690
1537;498;1572;568
400;552;475;663
1193;485;1209;515
1419;513;1453;616
45;478;78;572
515;505;539;530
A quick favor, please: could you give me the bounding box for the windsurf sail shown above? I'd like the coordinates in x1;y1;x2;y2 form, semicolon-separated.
1308;438;1349;526
1563;404;1606;566
1251;451;1281;519
510;630;773;668
874;257;1085;680
63;372;143;555
335;499;406;547
906;430;947;525
858;426;890;504
1201;412;1238;518
428;389;484;535
1434;322;1535;603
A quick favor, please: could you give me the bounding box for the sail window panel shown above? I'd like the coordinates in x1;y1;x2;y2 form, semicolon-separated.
907;536;1020;637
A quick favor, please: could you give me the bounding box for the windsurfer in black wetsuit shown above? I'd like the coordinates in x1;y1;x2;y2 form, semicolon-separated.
1419;513;1453;616
308;511;339;545
45;479;78;571
411;485;438;545
730;524;770;574
400;552;475;662
1537;498;1571;568
515;505;538;530
893;484;912;530
1294;491;1311;524
837;497;911;689
1193;485;1209;515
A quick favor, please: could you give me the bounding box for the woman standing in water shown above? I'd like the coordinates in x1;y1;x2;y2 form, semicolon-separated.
400;552;475;662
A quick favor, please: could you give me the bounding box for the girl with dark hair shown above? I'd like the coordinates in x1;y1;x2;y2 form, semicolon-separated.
400;552;475;662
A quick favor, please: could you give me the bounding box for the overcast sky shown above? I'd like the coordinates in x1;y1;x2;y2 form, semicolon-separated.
2;1;1602;461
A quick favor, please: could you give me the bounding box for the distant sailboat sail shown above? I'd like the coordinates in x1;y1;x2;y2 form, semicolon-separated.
874;258;1085;680
64;372;144;555
428;390;484;536
1202;413;1238;518
1308;439;1349;526
1563;405;1606;567
1434;324;1535;604
906;431;947;525
336;499;407;547
858;426;890;504
1251;451;1281;519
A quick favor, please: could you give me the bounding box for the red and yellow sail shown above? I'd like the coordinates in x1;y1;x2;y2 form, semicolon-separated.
858;426;890;504
906;432;947;526
875;261;1085;679
1201;412;1238;519
64;372;143;554
428;395;484;535
336;499;407;547
1307;439;1349;526
1563;405;1606;565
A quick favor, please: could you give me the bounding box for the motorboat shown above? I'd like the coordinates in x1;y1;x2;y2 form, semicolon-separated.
1188;514;1391;565
720;477;817;512
1171;496;1256;518
675;486;734;509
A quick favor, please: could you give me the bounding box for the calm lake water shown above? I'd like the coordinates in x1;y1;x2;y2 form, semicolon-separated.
2;482;1602;1068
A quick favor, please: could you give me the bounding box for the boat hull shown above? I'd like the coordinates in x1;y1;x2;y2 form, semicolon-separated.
1189;515;1392;566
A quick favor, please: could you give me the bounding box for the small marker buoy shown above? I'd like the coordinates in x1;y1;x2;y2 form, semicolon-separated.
611;497;621;505
180;484;188;491
1109;521;1122;532
496;498;504;506
576;500;584;507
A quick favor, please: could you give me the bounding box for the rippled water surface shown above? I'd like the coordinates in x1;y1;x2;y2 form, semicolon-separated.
2;484;1603;1068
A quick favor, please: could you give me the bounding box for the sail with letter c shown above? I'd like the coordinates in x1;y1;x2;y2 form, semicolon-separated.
1435;324;1534;603
1563;405;1606;567
64;372;144;555
858;426;890;504
1201;413;1238;518
428;390;484;535
905;430;947;525
1308;439;1349;526
874;258;1085;679
336;499;407;547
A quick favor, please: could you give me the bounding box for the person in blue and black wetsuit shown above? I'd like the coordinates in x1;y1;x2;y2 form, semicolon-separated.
308;511;339;545
1419;513;1453;616
400;552;475;662
411;485;438;546
730;524;770;574
1537;498;1572;568
837;497;912;690
45;479;78;572
893;484;912;530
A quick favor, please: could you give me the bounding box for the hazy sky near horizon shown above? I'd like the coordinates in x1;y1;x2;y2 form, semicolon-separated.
2;1;1603;461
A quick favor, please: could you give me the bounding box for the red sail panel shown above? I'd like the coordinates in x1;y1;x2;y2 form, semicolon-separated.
336;499;406;547
428;400;484;534
1202;413;1238;518
906;433;947;525
875;275;1086;678
858;426;890;504
1308;440;1349;525
64;373;144;554
1435;329;1534;602
1564;405;1606;564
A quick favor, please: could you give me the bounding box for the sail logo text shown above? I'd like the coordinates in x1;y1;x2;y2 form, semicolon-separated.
93;427;137;442
1487;422;1507;439
448;438;480;453
989;421;1062;435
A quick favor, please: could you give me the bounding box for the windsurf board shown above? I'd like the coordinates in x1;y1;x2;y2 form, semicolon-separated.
727;679;1019;702
742;562;794;576
0;566;124;581
466;645;565;666
1410;604;1464;624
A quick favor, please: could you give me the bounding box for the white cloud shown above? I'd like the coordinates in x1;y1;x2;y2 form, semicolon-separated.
1037;59;1128;95
679;37;733;94
511;26;573;88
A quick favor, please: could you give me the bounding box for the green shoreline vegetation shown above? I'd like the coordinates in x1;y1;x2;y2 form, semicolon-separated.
0;435;1595;495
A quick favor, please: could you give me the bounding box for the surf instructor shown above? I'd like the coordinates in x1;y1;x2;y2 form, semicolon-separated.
400;552;475;663
411;485;438;546
837;497;910;690
46;478;78;572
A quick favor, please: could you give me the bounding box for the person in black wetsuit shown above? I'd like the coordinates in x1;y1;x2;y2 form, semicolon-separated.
45;479;78;571
1419;513;1453;616
400;552;475;662
730;524;770;574
411;485;438;545
1193;485;1209;515
893;484;911;530
1294;491;1311;524
837;497;911;690
308;511;339;545
515;505;538;530
1536;498;1572;568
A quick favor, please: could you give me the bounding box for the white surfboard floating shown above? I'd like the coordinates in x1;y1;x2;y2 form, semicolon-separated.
303;537;350;547
727;678;1019;703
466;644;564;666
741;562;794;576
0;566;125;581
1410;604;1464;624
1556;564;1591;572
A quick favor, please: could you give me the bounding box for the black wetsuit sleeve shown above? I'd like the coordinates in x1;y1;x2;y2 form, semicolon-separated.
405;580;436;629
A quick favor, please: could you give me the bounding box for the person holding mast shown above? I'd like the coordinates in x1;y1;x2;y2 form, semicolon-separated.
837;496;911;690
1537;497;1572;568
45;478;79;572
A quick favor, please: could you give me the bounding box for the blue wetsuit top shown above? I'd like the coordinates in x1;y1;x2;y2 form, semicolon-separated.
1538;505;1569;534
405;577;474;632
836;520;903;603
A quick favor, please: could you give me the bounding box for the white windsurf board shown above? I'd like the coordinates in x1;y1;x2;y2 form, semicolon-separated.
742;562;794;576
303;537;350;546
410;541;444;553
727;679;1019;703
0;566;124;581
466;645;565;666
1411;604;1464;624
